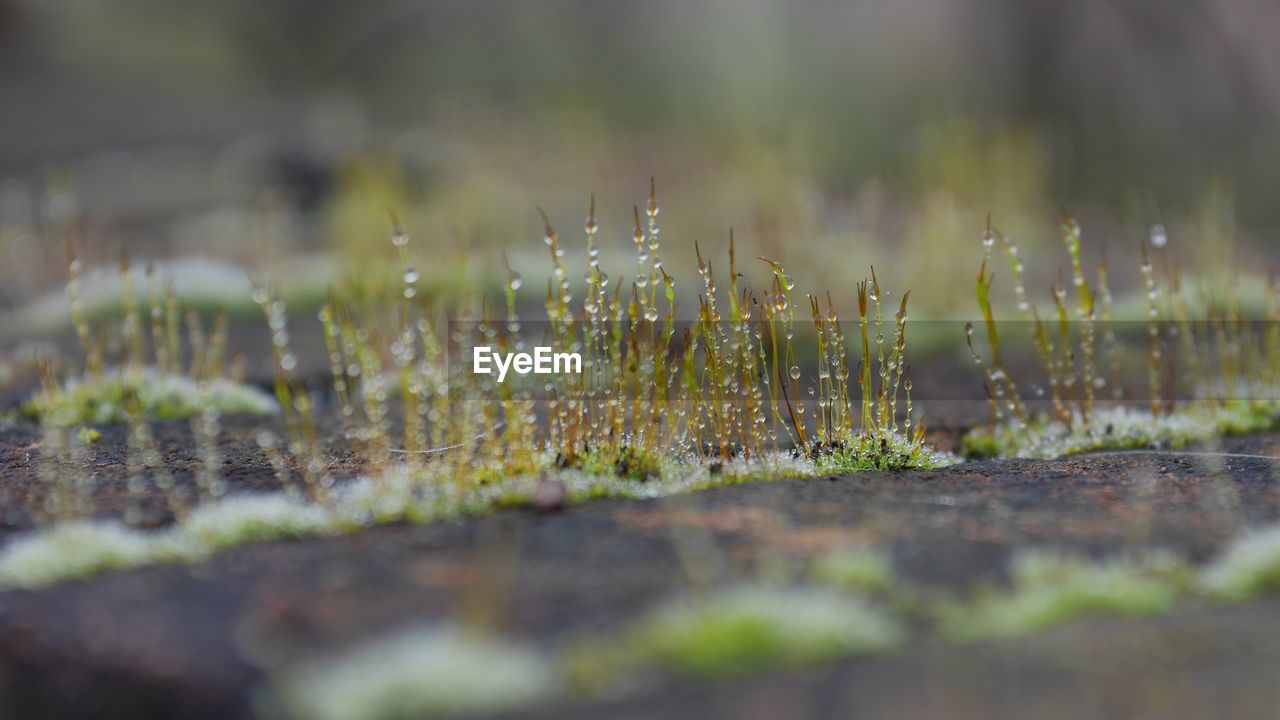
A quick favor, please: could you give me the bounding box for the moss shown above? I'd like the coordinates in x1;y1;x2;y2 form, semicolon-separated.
276;625;557;720
3;255;336;334
1199;525;1280;601
27;368;277;425
943;551;1186;641
624;585;903;678
814;430;958;472
962;403;1280;460
0;451;903;588
0;521;188;589
564;443;671;481
810;547;896;594
180;494;338;552
76;426;103;445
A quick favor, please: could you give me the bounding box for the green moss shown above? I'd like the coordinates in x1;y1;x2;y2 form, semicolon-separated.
814;430;958;472
276;625;558;720
564;443;671;481
1199;525;1280;601
26;368;277;425
0;521;189;589
625;585;903;678
3;255;336;335
180;494;338;552
0;451;904;589
76;426;103;445
810;547;896;594
943;551;1186;642
962;402;1280;460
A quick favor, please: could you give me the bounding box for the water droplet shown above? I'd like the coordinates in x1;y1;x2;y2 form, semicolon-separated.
980;229;996;250
644;307;660;322
1149;224;1168;248
508;272;523;291
789;365;801;381
403;268;420;284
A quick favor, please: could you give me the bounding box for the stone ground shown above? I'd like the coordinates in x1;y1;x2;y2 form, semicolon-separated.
2;408;1280;719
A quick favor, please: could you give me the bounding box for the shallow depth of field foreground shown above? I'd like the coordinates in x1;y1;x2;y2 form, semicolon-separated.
6;3;1280;719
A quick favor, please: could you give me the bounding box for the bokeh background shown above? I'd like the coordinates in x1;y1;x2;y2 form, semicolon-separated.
2;0;1278;333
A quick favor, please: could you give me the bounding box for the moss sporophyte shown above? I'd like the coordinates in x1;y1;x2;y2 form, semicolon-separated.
20;187;1280;582
8;183;956;584
963;215;1280;459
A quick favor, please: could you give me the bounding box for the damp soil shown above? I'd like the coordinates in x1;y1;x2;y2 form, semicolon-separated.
3;407;1280;718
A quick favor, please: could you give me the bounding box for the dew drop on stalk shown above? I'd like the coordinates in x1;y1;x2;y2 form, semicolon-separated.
980;228;996;251
1150;224;1168;248
508;272;523;290
644;307;659;322
789;365;801;381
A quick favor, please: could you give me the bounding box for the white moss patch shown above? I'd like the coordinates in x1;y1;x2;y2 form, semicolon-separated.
0;521;186;589
1199;524;1280;601
964;403;1280;460
2;255;337;336
0;447;942;589
30;368;277;425
944;551;1185;641
181;494;338;553
277;625;557;720
628;585;904;677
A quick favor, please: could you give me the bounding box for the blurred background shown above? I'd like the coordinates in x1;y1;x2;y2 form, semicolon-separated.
1;0;1278;336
